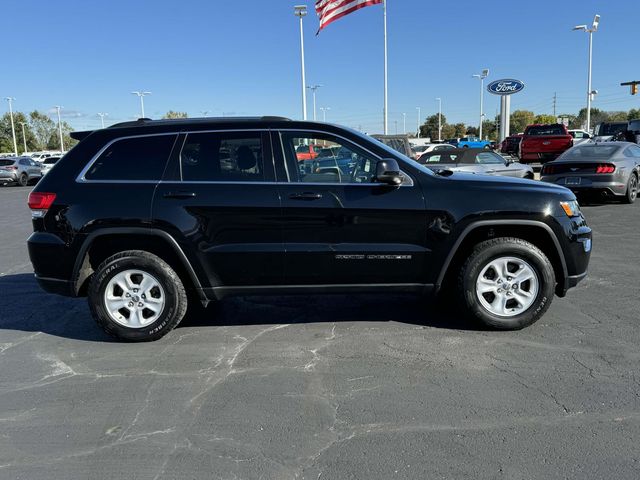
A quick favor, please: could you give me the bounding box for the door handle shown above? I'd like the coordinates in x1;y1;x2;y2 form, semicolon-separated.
289;192;323;200
485;170;496;174
163;191;197;199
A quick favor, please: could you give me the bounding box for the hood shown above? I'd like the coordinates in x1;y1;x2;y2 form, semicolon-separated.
442;171;573;196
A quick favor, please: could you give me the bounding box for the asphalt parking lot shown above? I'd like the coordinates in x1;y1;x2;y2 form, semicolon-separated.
1;185;639;479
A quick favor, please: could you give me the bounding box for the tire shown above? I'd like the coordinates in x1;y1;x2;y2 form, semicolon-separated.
524;173;535;180
88;250;188;341
458;237;555;330
484;144;491;150
463;145;469;148
17;173;28;187
623;173;638;204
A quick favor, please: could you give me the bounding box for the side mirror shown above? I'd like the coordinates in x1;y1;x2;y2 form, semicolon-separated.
375;158;403;185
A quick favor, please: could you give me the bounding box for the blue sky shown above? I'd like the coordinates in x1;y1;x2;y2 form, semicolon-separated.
2;0;638;133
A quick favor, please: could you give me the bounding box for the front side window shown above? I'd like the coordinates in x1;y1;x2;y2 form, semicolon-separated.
85;134;177;181
281;132;379;184
180;132;264;182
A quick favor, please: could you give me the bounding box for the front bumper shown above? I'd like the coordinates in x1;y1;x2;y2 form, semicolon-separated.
553;214;592;297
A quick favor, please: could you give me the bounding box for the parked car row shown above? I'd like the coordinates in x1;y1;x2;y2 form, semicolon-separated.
0;155;61;186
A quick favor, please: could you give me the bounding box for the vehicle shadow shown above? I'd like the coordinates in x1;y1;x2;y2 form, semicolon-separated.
0;273;482;343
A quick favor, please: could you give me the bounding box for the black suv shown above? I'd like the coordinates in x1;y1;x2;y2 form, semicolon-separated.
27;117;592;341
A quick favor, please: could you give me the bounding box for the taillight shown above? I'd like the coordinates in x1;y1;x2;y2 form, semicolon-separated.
542;165;554;175
28;192;56;218
4;165;18;170
595;164;615;174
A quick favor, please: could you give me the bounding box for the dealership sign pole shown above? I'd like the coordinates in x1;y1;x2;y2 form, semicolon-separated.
487;79;525;142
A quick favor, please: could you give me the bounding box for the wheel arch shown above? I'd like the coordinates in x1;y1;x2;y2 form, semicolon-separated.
435;220;568;297
72;228;206;303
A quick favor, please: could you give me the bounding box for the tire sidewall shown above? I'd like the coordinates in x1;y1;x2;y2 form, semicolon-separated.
625;174;637;204
18;174;28;187
462;241;555;329
89;254;182;341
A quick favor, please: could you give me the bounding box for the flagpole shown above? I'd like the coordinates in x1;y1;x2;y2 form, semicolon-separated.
383;0;388;135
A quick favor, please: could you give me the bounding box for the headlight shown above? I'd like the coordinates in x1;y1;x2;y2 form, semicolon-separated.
560;200;581;217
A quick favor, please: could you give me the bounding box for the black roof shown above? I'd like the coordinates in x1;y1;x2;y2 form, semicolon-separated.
108;115;291;129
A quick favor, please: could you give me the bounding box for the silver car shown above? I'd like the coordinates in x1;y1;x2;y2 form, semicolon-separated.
541;142;640;203
0;156;43;186
417;148;534;179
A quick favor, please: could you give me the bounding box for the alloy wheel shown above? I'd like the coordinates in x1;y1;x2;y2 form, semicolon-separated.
475;256;539;317
103;269;165;328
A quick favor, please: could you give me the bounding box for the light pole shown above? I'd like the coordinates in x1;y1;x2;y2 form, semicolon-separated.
294;5;308;121
54;106;64;153
472;69;489;139
402;113;406;134
394;120;398;135
18;122;28;154
573;14;600;133
201;110;210;117
416;107;421;138
320;106;331;122
306;84;322;121
131;91;151;118
4;97;18;156
436;97;442;141
97;112;108;128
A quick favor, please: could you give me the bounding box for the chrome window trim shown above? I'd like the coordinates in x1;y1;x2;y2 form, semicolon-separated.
75;127;414;187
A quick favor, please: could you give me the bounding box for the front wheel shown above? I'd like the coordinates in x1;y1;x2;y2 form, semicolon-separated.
458;238;555;330
88;250;188;341
623;174;637;204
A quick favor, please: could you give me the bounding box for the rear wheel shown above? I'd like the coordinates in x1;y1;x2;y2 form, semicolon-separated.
484;144;491;150
458;238;555;330
88;250;188;341
17;173;28;187
623;174;638;204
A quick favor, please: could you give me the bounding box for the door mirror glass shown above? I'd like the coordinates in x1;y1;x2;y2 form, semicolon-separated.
375;159;403;185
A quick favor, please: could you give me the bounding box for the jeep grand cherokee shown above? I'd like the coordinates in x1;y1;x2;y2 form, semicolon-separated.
27;117;592;341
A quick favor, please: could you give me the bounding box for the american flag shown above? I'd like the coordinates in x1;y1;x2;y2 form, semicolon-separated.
315;0;383;33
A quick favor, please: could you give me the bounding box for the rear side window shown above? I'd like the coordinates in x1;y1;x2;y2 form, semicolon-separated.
180;132;265;182
419;153;459;164
85;134;177;181
0;159;15;166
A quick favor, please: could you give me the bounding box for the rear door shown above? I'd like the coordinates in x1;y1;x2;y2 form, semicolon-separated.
274;129;428;286
152;129;283;291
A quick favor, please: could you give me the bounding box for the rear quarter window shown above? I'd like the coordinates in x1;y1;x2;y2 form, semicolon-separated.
84;134;177;181
525;125;566;136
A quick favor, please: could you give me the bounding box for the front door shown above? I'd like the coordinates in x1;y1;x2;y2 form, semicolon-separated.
274;130;429;286
152;130;283;291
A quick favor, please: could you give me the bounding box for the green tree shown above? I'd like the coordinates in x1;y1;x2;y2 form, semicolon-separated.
628;108;640;121
440;124;457;140
569;108;608;129
418;113;446;140
163;111;188;119
510;110;535;134
608;111;628;122
534;114;557;124
453;123;467;137
29;111;57;150
0;112;39;153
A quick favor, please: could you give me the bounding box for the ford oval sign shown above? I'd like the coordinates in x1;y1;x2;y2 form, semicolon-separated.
487;79;525;95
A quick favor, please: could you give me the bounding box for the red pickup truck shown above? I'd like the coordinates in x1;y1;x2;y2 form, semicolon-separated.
519;124;573;163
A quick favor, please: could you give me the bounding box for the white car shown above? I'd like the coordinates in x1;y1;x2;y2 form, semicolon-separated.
568;129;592;146
412;143;455;160
40;156;62;175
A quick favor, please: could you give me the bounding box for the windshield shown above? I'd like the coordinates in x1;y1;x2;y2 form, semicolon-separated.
560;145;620;159
525;125;565;135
